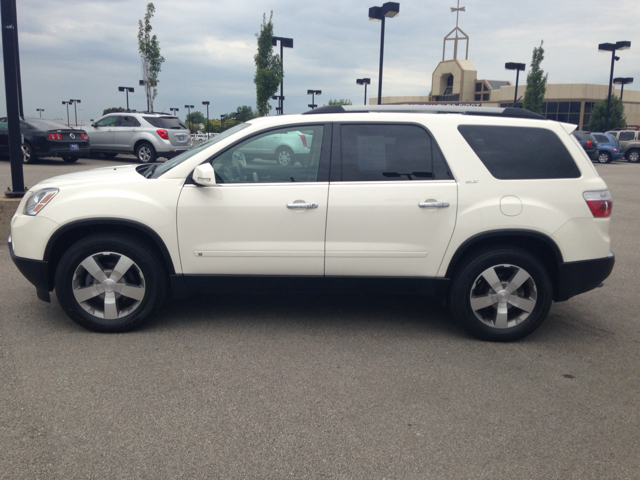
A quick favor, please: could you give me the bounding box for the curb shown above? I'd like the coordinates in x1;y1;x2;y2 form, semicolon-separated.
1;197;20;244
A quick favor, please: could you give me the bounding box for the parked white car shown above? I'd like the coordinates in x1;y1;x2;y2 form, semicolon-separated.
10;105;614;341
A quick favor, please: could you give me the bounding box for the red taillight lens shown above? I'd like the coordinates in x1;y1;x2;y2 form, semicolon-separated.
298;134;307;148
47;133;62;140
613;148;618;153
586;140;592;148
584;190;613;218
156;129;169;140
81;133;88;140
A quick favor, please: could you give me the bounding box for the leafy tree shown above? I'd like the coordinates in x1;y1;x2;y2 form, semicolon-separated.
523;41;548;114
327;99;353;106
186;111;206;125
102;107;126;115
589;95;626;132
254;12;283;117
138;3;165;112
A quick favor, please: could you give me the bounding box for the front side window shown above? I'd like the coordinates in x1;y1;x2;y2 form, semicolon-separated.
95;116;117;127
619;132;635;142
458;125;581;180
211;125;324;184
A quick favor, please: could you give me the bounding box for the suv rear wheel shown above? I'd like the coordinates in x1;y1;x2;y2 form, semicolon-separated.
136;142;157;163
626;149;640;163
54;234;168;333
449;247;553;342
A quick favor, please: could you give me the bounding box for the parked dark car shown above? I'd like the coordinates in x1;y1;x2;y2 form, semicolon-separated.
591;132;623;164
572;130;598;161
0;117;90;164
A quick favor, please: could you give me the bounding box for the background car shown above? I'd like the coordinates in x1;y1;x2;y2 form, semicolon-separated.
238;129;314;166
571;130;599;161
86;112;192;163
0;117;89;164
591;132;623;163
606;129;640;163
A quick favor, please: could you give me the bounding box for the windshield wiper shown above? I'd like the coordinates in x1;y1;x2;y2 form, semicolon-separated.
144;164;158;178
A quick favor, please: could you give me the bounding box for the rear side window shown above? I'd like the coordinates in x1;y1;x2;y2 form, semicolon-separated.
619;132;636;142
143;116;187;129
458;125;581;180
339;124;452;181
593;134;608;143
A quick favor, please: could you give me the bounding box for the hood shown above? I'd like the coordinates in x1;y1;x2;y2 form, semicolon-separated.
32;164;145;190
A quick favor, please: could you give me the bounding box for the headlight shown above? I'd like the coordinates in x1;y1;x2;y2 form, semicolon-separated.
24;188;59;216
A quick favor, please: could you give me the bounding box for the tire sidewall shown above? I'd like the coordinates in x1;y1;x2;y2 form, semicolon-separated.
54;234;167;332
449;247;553;341
136;143;157;163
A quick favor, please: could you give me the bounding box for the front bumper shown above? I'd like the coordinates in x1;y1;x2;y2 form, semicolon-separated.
555;252;615;302
9;237;51;302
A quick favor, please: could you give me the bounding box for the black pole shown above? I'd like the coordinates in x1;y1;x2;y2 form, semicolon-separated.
377;16;385;105
126;90;130;110
364;84;368;105
514;69;520;105
73;102;78;127
206;105;209;131
1;0;25;197
9;0;22;118
620;83;625;103
280;42;284;114
606;50;615;130
65;103;70;126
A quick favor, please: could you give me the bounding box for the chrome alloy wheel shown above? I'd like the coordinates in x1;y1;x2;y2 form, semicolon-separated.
138;145;153;162
469;264;537;329
71;252;146;320
277;148;292;166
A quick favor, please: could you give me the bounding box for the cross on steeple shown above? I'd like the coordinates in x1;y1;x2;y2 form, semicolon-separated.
443;0;469;60
451;0;465;28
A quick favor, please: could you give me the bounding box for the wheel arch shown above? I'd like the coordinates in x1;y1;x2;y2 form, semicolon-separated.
444;230;564;300
134;138;155;153
44;219;176;290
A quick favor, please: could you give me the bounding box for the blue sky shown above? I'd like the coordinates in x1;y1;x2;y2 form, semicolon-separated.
1;0;639;124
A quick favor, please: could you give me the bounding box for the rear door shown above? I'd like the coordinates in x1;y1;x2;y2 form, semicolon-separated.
113;115;141;151
325;123;458;278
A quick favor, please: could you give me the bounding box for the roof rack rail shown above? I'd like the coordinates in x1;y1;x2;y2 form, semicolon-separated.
303;104;545;120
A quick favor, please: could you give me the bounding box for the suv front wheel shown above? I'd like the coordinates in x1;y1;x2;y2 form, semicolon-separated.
54;234;168;333
136;142;157;163
626;149;640;163
449;247;553;342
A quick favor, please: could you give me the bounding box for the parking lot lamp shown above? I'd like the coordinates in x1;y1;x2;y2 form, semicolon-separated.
613;77;634;103
369;2;400;105
62;101;70;126
271;36;293;114
202;101;210;132
307;89;321;109
598;41;631;130
170;107;179;117
504;63;525;106
36;108;44;117
69;99;81;126
118;86;134;110
356;78;371;105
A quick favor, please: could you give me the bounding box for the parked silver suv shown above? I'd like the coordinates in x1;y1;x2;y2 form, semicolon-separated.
86;112;192;163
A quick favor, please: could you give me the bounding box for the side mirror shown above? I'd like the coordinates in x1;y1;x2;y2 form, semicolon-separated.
193;163;217;186
91;122;97;127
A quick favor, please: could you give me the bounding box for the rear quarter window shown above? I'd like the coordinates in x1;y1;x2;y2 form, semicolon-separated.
143;116;187;129
458;125;581;180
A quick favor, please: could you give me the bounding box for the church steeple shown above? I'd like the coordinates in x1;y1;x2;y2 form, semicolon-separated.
442;0;469;61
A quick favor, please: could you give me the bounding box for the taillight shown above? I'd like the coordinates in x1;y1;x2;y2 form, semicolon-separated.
81;133;88;140
584;190;613;217
586;140;593;148
47;133;62;140
156;129;169;140
298;134;307;148
613;148;618;153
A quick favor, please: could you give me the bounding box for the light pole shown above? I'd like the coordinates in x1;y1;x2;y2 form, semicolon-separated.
369;2;400;105
202;101;210;133
272;36;293;114
220;114;226;130
505;63;526;106
139;79;149;111
62;101;70;126
271;95;283;115
307;89;321;109
356;78;371;105
185;105;194;129
36;108;44;117
69;99;81;126
598;41;631;130
170;107;179;117
614;77;634;103
118;86;134;110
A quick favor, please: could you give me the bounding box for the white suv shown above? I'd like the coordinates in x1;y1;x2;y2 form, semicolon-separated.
9;106;615;341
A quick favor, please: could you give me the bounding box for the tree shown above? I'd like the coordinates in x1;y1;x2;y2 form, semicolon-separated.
523;41;548;114
589;95;626;132
327;99;353;106
254;12;283;117
102;107;126;115
186;111;206;125
138;3;165;112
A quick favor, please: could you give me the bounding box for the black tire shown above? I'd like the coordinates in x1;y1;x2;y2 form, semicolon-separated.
626;149;640;163
61;155;79;163
103;152;118;158
597;151;612;164
448;246;553;342
275;146;294;166
54;234;168;333
135;142;157;163
22;143;35;164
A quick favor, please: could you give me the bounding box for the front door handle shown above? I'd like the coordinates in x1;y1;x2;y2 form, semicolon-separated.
419;201;450;208
287;202;318;209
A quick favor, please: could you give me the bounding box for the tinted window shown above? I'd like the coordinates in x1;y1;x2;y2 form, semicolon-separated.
593;135;608;143
95;116;117;127
339;124;450;181
116;116;141;127
143;116;187;129
458;125;581;180
23;118;70;130
619;132;636;141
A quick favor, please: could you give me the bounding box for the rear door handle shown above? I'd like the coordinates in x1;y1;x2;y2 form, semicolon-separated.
419;201;450;208
287;202;318;209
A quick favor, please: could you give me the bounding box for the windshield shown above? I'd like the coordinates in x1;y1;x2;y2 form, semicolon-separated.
151;123;251;178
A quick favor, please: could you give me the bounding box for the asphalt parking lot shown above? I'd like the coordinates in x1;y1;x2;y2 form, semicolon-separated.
1;156;639;479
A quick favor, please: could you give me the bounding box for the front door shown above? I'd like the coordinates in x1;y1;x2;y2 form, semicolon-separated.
88;116;117;150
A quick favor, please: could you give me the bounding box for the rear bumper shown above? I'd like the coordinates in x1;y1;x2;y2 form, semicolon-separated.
555;252;615;302
9;238;51;302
